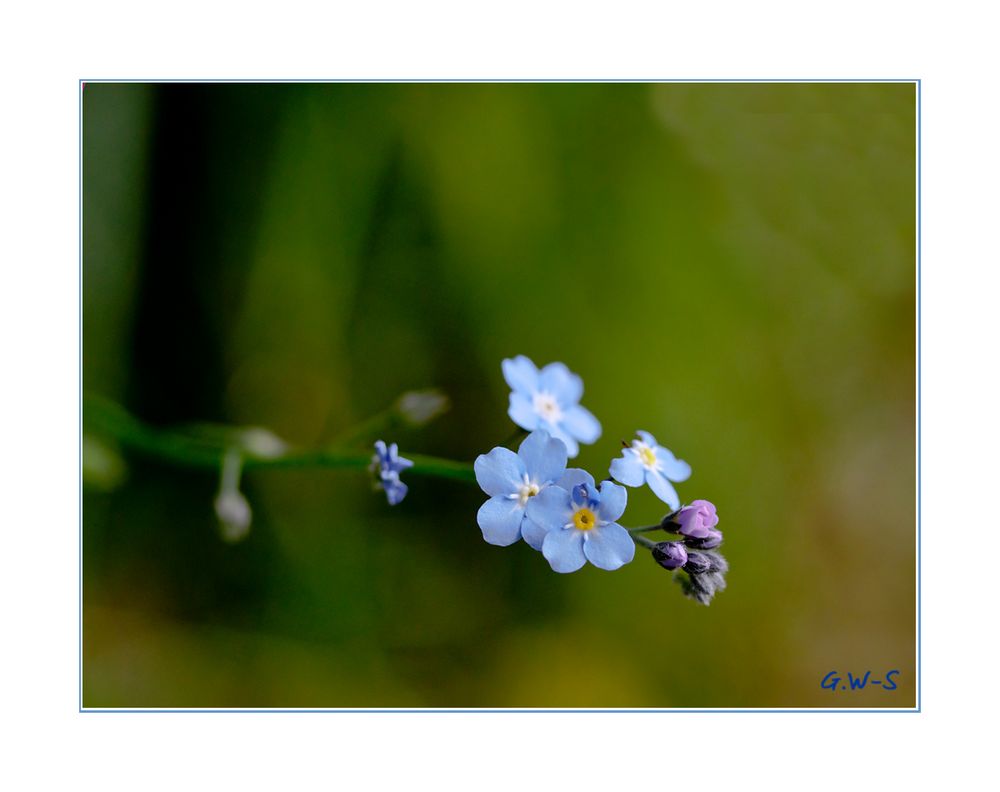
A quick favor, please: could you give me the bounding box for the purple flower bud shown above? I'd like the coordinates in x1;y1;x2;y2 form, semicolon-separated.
678;572;716;605
659;510;681;532
707;551;728;574
683;551;712;575
684;528;723;549
651;541;688;571
676;549;729;605
670;499;719;539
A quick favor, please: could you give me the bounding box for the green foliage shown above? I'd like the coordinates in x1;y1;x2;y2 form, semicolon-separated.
83;83;916;708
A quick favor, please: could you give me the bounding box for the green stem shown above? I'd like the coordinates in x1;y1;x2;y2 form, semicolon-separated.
628;524;663;534
83;393;477;483
629;532;658;550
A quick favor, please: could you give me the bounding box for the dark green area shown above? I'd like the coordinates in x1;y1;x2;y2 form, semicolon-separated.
83;83;916;707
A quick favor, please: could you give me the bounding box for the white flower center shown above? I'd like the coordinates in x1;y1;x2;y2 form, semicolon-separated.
511;474;541;507
532;391;563;423
633;441;659;471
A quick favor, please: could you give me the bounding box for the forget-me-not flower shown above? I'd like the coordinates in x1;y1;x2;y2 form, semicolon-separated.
474;429;568;547
610;430;691;509
372;440;413;505
525;471;634;573
502;355;601;458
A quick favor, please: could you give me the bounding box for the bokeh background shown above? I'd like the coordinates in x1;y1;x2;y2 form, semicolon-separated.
82;83;916;708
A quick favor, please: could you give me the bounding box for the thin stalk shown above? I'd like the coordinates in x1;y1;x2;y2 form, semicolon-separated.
629;532;658;550
83;393;477;483
628;524;664;534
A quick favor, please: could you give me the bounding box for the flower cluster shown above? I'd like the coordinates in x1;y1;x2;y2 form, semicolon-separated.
357;355;727;603
648;500;729;605
669;548;729;605
474;429;633;572
469;356;727;600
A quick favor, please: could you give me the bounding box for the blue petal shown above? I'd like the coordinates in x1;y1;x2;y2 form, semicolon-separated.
571;483;597;510
637;430;657;446
382;478;408;506
538;362;583;406
517;430;568;485
561;404;602;444
556;468;594;490
542;528;587;573
609;454;645;487
596;481;627;522
508;392;539;431
520;514;550;551
525;486;573;532
646;469;681;509
582;522;635;570
373;439;389;466
657;447;692;482
502;355;539;395
545;421;580;458
477;496;526;546
474;446;526;497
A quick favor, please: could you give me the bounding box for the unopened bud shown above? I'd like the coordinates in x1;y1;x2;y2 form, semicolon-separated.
663;500;719;538
683;551;712;575
684;528;723;550
240;427;288;459
651;541;689;570
215;490;252;542
396;389;450;426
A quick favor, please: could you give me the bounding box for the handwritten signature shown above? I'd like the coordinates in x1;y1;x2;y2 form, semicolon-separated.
821;670;900;692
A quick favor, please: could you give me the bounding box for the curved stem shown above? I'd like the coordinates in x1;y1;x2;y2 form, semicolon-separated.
629;532;658;550
83;393;477;483
627;524;663;534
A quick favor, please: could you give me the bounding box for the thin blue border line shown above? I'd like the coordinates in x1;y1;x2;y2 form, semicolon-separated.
916;79;922;713
78;79;921;714
79;80;85;714
84;708;918;713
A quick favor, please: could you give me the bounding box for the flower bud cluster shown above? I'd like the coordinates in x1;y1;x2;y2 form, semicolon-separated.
651;500;728;605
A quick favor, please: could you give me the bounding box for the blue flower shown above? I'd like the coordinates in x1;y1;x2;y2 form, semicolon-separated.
609;431;691;509
474;429;569;547
525;471;634;573
502;355;601;458
372;440;413;505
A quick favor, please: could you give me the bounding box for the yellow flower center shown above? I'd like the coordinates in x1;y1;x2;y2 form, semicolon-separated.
572;507;598;531
638;445;657;468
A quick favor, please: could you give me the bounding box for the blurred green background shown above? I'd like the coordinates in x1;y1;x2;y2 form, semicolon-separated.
82;83;916;708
